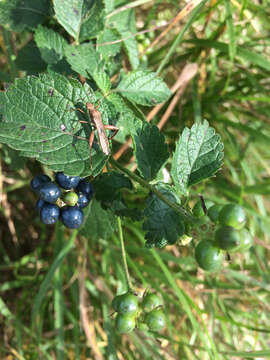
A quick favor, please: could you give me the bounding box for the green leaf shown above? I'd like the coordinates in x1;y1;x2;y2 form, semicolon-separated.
133;122;169;181
97;28;122;60
15;40;47;75
65;43;111;93
109;8;139;69
171;120;224;195
93;171;143;220
117;70;171;106
107;92;146;143
0;73;119;176
93;171;132;203
104;0;114;13
78;1;105;42
53;0;105;42
143;183;185;248
48;58;74;77
0;0;50;32
109;200;143;221
34;25;68;65
2;146;26;170
79;199;117;240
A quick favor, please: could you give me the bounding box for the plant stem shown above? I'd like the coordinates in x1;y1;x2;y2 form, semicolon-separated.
109;157;196;223
2;28;17;80
117;216;133;291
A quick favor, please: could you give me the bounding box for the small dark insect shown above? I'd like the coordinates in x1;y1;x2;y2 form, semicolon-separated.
199;195;208;215
48;88;54;96
20;125;26;130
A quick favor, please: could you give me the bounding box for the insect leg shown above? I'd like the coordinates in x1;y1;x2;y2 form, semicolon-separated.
104;125;119;139
88;130;95;168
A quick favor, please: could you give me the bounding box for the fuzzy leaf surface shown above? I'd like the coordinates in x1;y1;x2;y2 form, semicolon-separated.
35;25;68;64
171;120;224;195
109;9;139;69
117;70;171;106
79;199;117;240
97;28;121;60
133;123;169;181
65;43;111;93
107;93;146;143
78;1;105;41
143;183;185;248
0;73;119;176
53;0;105;41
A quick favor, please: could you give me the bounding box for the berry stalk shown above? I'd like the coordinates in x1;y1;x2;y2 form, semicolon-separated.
117;217;133;291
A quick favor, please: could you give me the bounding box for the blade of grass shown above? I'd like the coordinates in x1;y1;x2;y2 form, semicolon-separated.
187;39;270;71
31;229;78;329
150;249;219;360
223;0;237;92
54;223;65;359
157;0;208;74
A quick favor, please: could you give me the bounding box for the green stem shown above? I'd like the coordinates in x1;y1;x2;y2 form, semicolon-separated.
2;28;17;80
117;216;133;291
109;157;195;223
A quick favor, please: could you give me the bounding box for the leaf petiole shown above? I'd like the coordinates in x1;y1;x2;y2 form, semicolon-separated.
117;217;133;291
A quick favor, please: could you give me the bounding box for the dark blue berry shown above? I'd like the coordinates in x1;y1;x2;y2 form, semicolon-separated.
36;199;45;212
55;172;80;190
61;206;84;229
77;192;90;208
31;174;51;192
40;203;60;224
39;182;61;203
76;179;93;199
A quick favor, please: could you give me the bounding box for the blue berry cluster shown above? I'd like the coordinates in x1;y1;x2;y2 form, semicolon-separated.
31;172;93;229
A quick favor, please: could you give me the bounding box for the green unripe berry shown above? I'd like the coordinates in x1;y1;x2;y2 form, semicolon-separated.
112;292;139;315
115;313;136;334
137;34;145;41
195;240;223;272
193;200;214;217
145;309;166;332
218;204;246;230
62;191;79;206
142;293;163;313
142;38;151;47
215;226;241;250
208;204;223;222
230;229;253;253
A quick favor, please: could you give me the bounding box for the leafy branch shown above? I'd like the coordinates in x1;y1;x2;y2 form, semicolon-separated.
109;157;195;224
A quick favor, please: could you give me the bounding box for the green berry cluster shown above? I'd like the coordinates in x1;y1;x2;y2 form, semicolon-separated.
112;292;165;334
192;201;253;272
137;31;155;62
